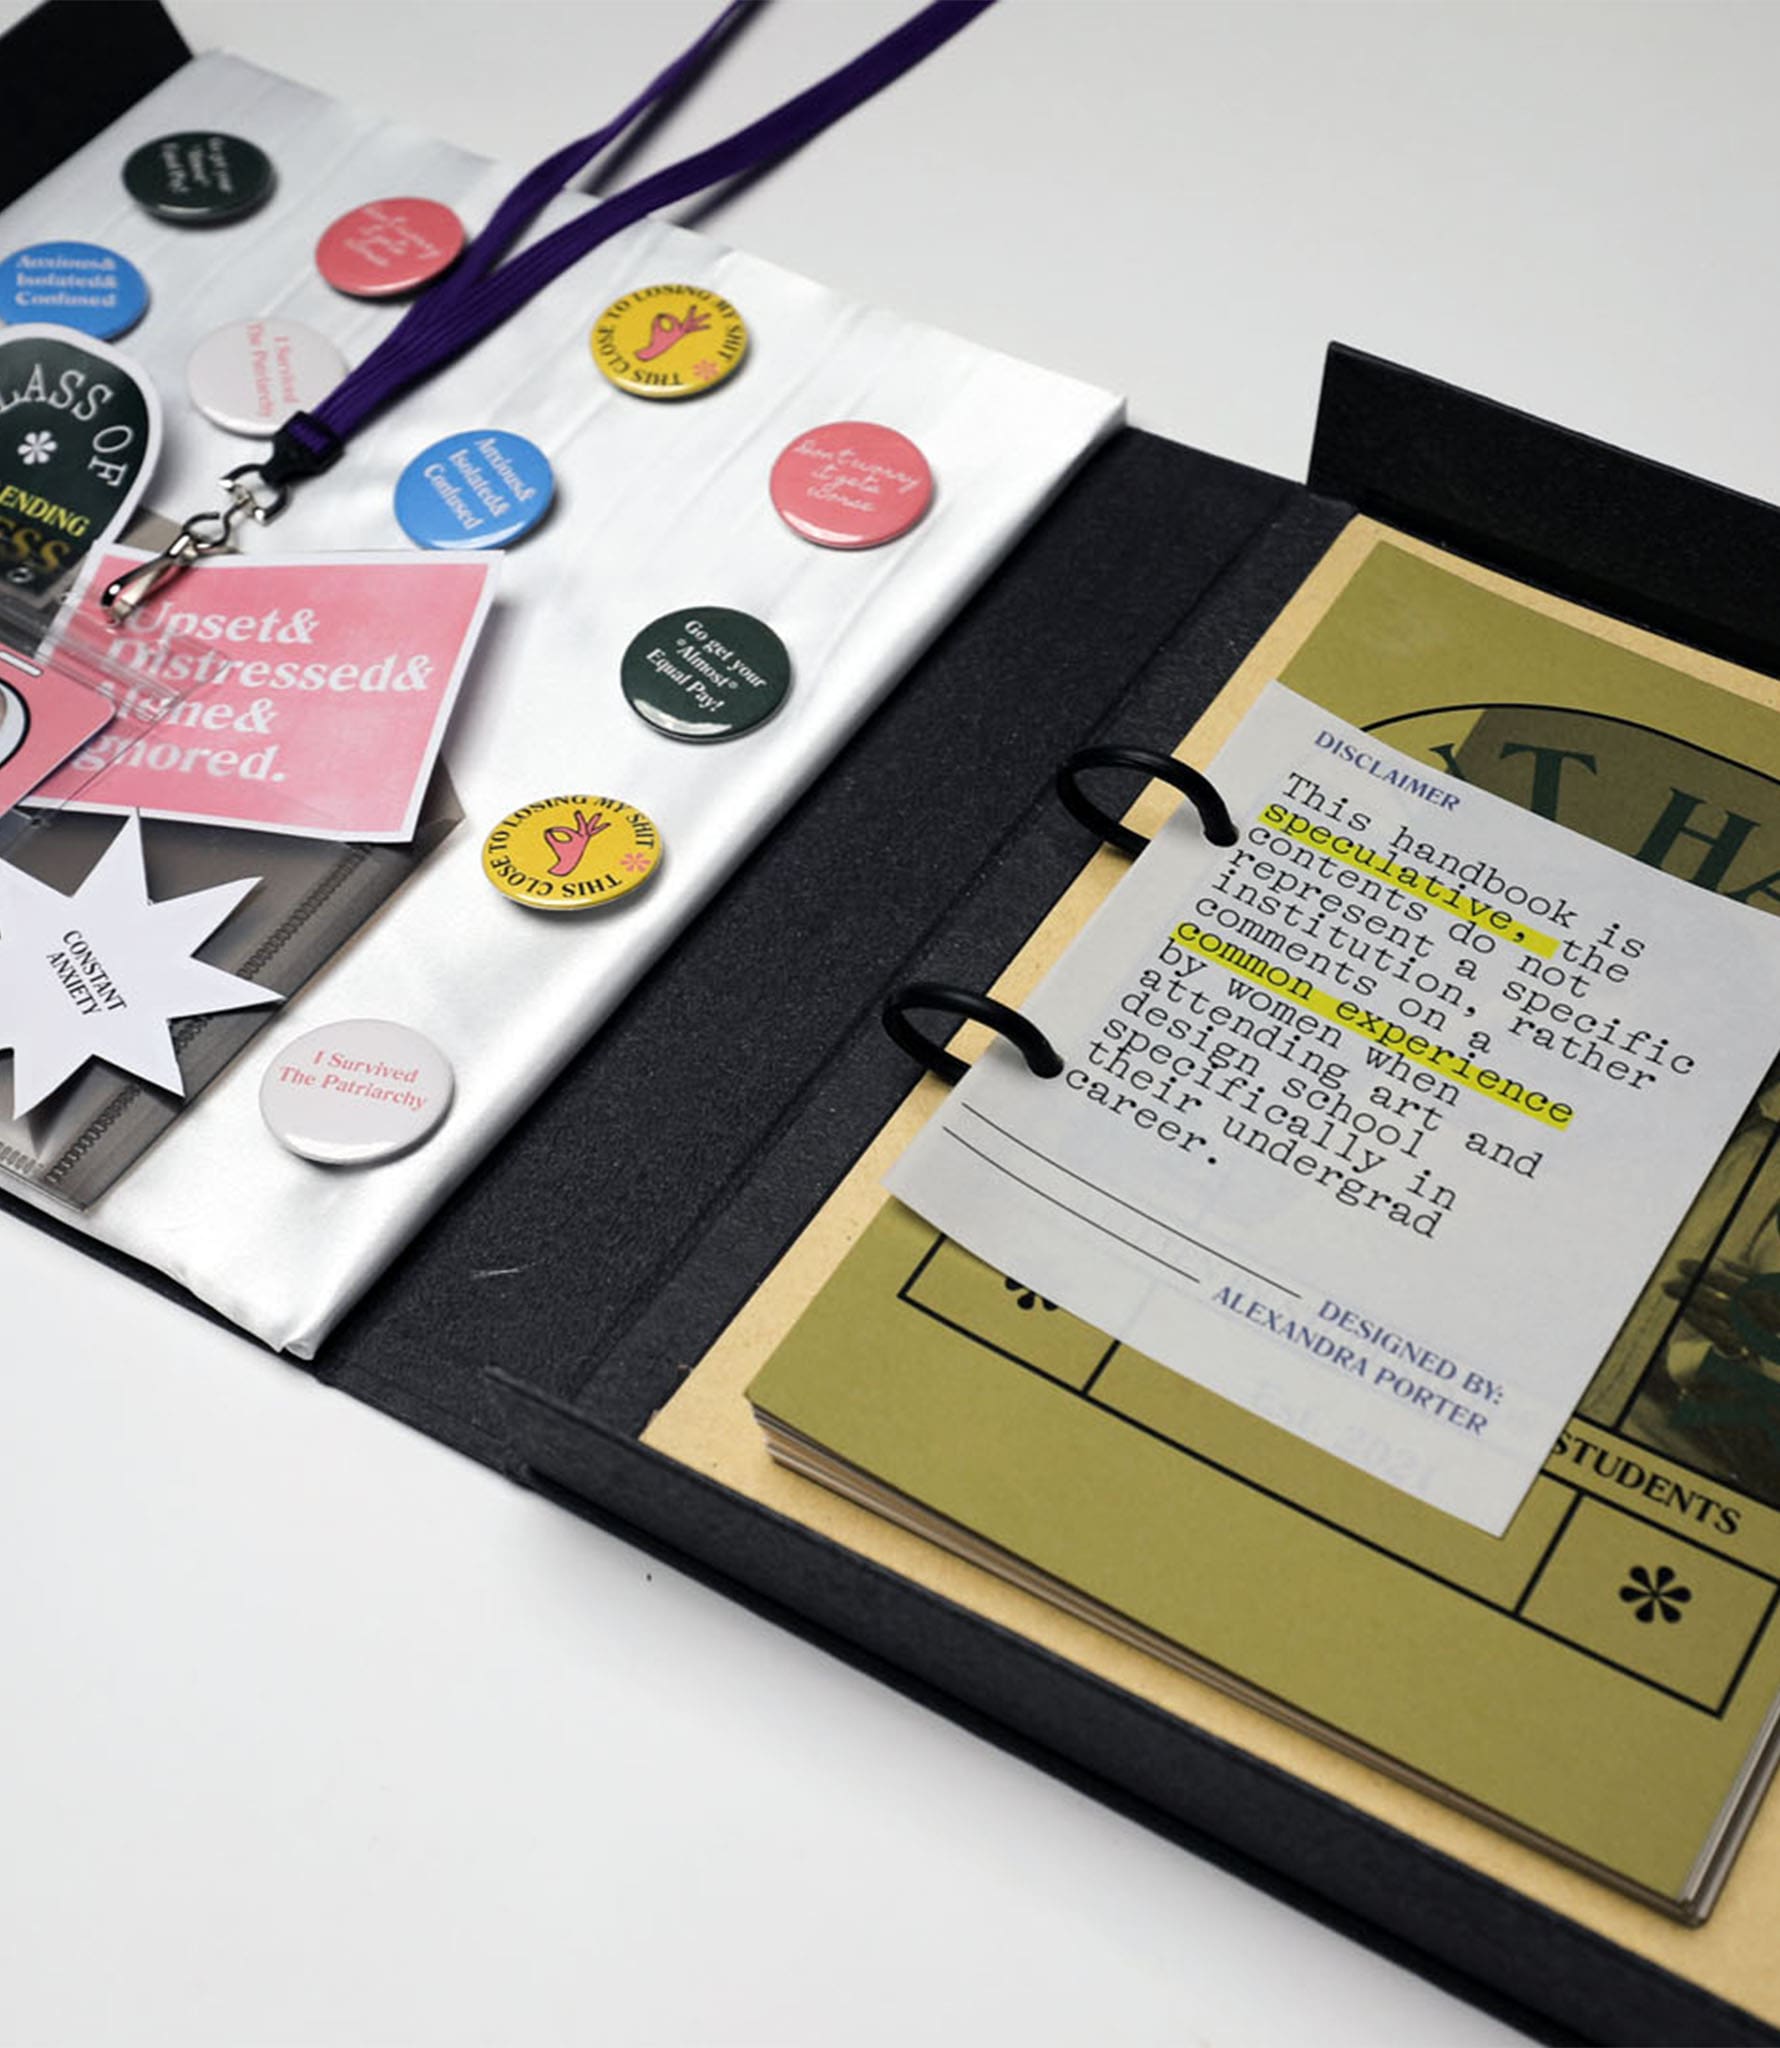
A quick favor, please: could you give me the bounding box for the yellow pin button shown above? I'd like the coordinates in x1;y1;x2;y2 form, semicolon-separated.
590;283;747;398
482;795;662;911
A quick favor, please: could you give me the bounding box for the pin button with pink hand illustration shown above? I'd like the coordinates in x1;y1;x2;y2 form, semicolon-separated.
481;793;663;911
590;282;747;398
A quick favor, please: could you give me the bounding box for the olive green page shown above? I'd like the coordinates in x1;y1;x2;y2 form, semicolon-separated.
753;1197;1780;1907
648;522;1780;2000
746;537;1780;1911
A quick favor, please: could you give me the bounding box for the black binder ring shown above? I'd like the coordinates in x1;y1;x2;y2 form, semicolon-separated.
1054;746;1238;857
881;982;1064;1088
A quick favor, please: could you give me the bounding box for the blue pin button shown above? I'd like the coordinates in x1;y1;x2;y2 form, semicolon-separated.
0;241;149;340
394;429;555;550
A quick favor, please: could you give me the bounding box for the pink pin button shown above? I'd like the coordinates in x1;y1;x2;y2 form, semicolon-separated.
316;197;466;298
769;420;933;550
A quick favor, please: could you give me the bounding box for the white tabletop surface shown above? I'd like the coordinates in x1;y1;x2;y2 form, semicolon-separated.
5;4;1777;2043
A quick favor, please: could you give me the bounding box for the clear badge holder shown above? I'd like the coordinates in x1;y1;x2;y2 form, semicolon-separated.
0;529;461;1210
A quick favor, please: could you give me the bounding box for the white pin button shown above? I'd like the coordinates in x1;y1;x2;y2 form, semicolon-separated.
187;316;346;436
260;1019;453;1166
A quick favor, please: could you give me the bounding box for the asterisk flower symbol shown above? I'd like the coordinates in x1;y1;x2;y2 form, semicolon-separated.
688;357;721;383
619;850;653;873
1620;1563;1692;1624
1003;1276;1057;1313
17;430;56;466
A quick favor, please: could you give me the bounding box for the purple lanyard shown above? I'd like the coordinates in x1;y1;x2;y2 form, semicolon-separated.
104;0;995;622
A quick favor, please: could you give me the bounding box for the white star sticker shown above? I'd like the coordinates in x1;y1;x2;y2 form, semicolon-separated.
0;813;279;1116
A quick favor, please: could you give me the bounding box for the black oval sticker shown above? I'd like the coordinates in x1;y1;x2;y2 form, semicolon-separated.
0;326;161;606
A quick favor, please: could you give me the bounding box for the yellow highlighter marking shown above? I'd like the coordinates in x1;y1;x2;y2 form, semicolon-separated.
1258;804;1559;959
1172;921;1574;1130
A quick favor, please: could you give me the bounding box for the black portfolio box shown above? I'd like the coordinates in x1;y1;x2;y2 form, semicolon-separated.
10;7;1780;2038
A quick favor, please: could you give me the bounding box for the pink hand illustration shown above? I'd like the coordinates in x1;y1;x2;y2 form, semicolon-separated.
634;303;712;361
543;807;609;876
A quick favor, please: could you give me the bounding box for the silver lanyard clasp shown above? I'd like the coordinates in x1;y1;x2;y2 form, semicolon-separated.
100;464;289;627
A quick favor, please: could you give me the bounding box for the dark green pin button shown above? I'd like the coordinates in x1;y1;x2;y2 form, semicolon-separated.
122;132;275;224
621;606;791;742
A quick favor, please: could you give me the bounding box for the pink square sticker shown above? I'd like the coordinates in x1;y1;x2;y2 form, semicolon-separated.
35;549;497;841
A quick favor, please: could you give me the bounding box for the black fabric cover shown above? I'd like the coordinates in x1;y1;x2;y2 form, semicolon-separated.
0;0;189;212
1311;345;1780;681
493;472;1780;2046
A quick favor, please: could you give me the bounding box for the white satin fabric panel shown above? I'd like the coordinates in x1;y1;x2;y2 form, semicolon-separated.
0;54;1121;1355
